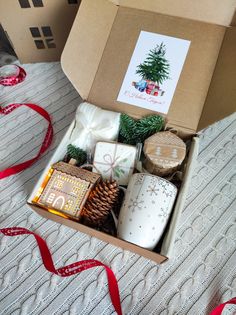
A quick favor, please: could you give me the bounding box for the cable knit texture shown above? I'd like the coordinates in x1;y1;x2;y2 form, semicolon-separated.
0;62;236;315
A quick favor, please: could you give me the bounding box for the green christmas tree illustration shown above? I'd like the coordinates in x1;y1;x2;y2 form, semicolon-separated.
136;42;170;85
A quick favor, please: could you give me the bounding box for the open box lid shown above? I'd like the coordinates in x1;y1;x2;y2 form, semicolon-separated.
61;0;236;134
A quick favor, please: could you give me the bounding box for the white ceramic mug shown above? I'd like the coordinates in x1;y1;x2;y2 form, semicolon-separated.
117;173;177;250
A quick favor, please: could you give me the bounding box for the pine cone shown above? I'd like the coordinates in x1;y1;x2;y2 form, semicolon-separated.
81;180;119;227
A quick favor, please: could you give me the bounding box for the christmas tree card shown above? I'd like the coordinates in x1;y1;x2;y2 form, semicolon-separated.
117;31;191;115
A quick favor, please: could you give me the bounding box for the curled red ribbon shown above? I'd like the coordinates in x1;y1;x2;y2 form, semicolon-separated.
210;297;236;314
0;65;26;86
0;103;53;179
0;227;122;315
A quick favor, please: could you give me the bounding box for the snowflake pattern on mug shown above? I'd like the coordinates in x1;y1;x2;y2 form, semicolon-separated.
158;207;170;223
160;180;174;198
117;173;177;250
134;173;145;186
150;176;158;185
147;183;160;196
128;197;144;212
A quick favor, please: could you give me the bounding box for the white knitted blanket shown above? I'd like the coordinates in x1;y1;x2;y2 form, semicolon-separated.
0;62;235;315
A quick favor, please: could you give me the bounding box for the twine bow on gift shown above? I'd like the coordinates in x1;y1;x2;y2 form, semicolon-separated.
94;142;133;183
103;153;125;180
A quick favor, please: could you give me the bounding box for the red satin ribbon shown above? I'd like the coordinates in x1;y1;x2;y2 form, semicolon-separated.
210;297;236;314
0;65;26;86
0;227;122;315
0;103;53;179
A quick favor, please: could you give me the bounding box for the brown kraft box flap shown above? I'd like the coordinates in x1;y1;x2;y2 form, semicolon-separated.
61;0;118;99
31;204;167;264
198;27;236;131
87;7;225;133
111;0;236;26
61;0;235;134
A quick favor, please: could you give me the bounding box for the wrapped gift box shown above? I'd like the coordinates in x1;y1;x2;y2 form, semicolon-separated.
93;141;137;185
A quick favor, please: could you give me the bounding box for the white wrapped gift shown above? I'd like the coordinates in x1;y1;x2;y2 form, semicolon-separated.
70;102;120;152
93;141;137;186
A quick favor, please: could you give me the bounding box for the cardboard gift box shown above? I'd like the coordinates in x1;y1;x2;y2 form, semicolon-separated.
0;0;80;63
28;0;236;264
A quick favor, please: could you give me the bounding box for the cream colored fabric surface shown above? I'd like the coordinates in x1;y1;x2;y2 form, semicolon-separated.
0;62;235;315
70;102;120;152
